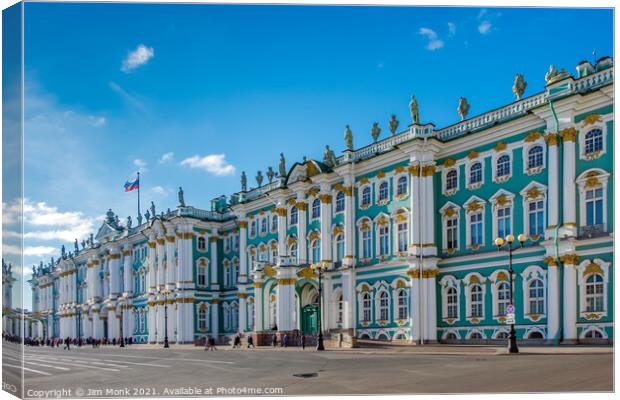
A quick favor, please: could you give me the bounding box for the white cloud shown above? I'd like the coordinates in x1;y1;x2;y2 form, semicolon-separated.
180;154;236;176
133;158;147;171
89;116;107;127
150;186;168;195
419;28;444;51
121;44;154;73
159;152;174;164
478;21;492;35
448;22;456;36
4;244;58;258
109;81;147;113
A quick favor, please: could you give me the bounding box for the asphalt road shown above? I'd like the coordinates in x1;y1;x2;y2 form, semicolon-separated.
1;342;613;398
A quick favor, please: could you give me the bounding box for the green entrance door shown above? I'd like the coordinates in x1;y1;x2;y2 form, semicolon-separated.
301;304;318;334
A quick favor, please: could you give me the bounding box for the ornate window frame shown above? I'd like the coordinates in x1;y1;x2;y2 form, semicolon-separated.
522;134;546;175
356;283;374;326
196;257;209;288
197;235;208;252
392;208;410;256
390;278;409;324
374;213;391;259
576;168;610;230
375;179;390;205
359;183;372;210
520;182;547;241
395;174;409;200
465;328;486;340
197;302;209;332
520;265;547;322
577;258;610;320
492;149;513;183
374;282;391;325
334;191;345;214
465;153;485;190
463;196;486;250
439;202;461;254
578;116;609;161
490;189;515;241
357;217;373;261
489;269;511;323
311;198;321;221
440;275;461;323
462;272;486;323
289;205;298;226
332;224;345;262
442;166;459;196
270;214;278;234
580;325;608;339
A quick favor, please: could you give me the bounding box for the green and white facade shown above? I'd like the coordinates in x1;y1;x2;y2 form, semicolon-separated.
28;57;614;345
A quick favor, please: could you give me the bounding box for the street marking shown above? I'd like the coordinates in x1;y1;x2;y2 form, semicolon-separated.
25;356;121;372
3;363;52;376
102;359;171;368
24;361;71;371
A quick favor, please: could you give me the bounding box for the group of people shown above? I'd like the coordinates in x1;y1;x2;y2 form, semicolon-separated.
272;332;307;349
2;332;134;349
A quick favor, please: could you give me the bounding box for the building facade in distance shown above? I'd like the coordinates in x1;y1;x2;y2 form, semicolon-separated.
28;57;614;345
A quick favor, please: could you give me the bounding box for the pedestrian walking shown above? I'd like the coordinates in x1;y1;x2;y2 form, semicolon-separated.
272;334;278;348
64;336;70;350
247;335;254;349
301;333;306;350
283;334;289;348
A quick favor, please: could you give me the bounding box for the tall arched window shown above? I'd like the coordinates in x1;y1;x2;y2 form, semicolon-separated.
470;284;483;317
447;287;458;318
378;291;390;321
250;220;257;237
311;239;321;263
362;293;371;322
197;237;207;251
312;199;321;219
336;293;344;324
361;186;371;206
585;274;604;312
397;289;408;320
335;234;344;262
248;301;255;330
290;242;298;262
585;187;604;226
585;129;603;154
290;206;298;225
470;162;482;184
197;263;207;287
397;176;408;196
233;259;239;285
446;169;458;191
397;221;408;252
260;217;268;234
528;279;545;314
271;215;278;232
335;192;345;213
497;282;510;316
378;225;390;256
497;155;511;177
527;145;543;169
378;181;389;201
270;296;277;329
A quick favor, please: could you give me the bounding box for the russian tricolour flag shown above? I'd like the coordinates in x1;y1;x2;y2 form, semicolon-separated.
124;176;140;192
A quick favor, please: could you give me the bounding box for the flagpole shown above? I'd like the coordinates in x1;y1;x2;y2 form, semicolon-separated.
137;171;141;223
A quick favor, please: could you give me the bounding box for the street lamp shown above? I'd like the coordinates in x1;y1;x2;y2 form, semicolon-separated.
311;262;328;351
494;233;527;354
119;302;125;348
162;290;170;348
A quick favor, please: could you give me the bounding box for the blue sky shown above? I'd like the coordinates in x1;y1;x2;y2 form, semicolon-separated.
5;3;613;307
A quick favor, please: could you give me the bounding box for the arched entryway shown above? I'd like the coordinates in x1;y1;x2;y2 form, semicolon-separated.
299;284;319;335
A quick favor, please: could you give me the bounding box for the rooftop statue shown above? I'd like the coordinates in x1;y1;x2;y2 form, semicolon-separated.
150;201;156;218
127;216;132;229
389;114;399;135
144;210;150;221
545;64;570;84
241;171;247;192
278;153;286;178
178;186;185;207
81;240;86;250
344;125;354;150
32;265;36;276
256;171;264;187
512;73;527;100
89;233;94;247
74;239;79;253
323;145;337;168
457;97;470;121
371;122;381;143
61;245;66;258
137;213;143;226
266;166;275;183
409;95;420;124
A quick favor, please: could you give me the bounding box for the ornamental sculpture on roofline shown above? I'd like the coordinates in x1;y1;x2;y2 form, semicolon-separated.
344;125;354;150
389;114;399;135
371;122;381;143
256;170;264;187
278;153;286;178
323;145;337;168
512;73;527;100
457;97;470;121
545;64;570;85
178;186;185;207
241;171;247;191
266;166;275;183
409;95;420;124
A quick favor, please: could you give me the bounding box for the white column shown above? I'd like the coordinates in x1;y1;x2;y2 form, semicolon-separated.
176;226;193;285
562;259;578;342
319;185;332;263
297;194;308;263
92;308;102;339
211;300;220;340
148;304;157;343
123;246;133;296
409;163;422;249
425;270;437;342
276;203;287;259
210;233;219;288
561;128;577;234
87;260;96;301
157;237;166;291
157;302;165;343
341;269;356;331
167;301;176;342
546;260;560;341
108;248;121;298
546;135;559;233
275;270;296;331
238;219;248;281
238;294;248;332
165;236;176;287
343;178;356;265
108;308;117;338
408;267;421;342
423;164;436;251
148;236;157;293
254;284;264;331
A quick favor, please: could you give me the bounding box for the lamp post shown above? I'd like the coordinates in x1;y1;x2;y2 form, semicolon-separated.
494;233;527;354
162;290;170;348
119;302;125;347
311;262;326;351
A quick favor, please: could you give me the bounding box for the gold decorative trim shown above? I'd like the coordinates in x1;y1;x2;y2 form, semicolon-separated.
148;242;157;248
239;221;248;228
395;166;405;174
559;127;577;142
122;249;132;256
583;114;602;125
526;187;543;199
524;131;543;142
376;170;385;179
166;236;176;243
559;254;579;265
494;141;507;152
543;256;558;266
298;266;318;279
296;201;307;211
209;236;218;243
584;262;603;276
467;150;479;159
408;165;420;176
319;194;332;204
277;278;297;285
238;293;248;299
584;312;602;320
443;158;456;168
343;186;354;196
422;165;436;176
545;133;559;146
253;282;262;288
210;299;221;304
359;177;370;185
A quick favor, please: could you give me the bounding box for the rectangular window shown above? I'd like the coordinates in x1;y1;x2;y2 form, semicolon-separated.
497;206;511;239
397;222;408;252
470;213;483;246
585;188;603;226
362;230;372;259
446;217;458;249
528;200;545;236
379;226;389;256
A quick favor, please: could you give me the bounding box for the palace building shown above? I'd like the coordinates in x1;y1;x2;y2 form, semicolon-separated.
27;57;614;345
